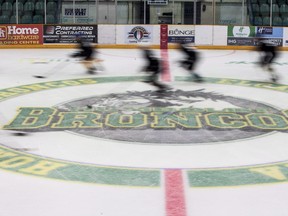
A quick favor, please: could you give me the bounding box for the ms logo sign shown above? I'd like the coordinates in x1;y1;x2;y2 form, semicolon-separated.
0;26;7;40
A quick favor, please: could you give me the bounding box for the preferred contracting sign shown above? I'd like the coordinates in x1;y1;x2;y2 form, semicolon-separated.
44;25;97;43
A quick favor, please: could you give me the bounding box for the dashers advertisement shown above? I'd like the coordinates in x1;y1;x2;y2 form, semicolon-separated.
227;26;283;46
227;26;256;46
168;25;195;44
283;28;288;47
125;26;153;44
255;27;283;46
0;24;43;45
43;25;97;43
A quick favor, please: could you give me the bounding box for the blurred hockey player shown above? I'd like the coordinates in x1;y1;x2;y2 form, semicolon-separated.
70;34;98;74
140;46;171;92
178;43;203;82
257;39;279;82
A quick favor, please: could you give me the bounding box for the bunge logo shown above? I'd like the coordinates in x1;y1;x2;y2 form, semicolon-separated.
0;26;7;40
168;29;194;36
128;26;150;42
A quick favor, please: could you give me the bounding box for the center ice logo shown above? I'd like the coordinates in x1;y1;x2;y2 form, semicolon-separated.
4;89;288;144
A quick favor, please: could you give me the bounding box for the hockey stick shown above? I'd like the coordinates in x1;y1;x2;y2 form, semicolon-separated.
33;61;68;79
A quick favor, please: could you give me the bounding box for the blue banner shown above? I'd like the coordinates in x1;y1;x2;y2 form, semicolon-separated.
256;27;283;38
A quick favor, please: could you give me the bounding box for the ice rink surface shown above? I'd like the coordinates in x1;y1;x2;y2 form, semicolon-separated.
1;48;288;216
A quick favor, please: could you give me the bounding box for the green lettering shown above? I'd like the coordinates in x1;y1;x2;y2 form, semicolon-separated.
53;112;103;128
105;112;147;128
4;107;56;129
205;113;247;128
246;113;288;130
151;112;201;129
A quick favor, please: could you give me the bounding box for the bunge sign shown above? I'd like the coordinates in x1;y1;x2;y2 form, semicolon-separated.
0;24;43;45
168;25;195;44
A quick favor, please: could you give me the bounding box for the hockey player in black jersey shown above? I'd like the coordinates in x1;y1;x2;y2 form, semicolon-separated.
257;39;279;82
140;47;171;92
178;43;203;82
71;34;97;74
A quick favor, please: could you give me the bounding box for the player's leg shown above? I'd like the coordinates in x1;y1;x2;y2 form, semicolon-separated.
81;60;95;74
188;61;203;82
265;52;279;82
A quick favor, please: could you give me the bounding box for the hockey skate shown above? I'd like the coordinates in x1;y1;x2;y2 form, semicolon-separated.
267;67;279;83
192;73;203;82
87;66;97;74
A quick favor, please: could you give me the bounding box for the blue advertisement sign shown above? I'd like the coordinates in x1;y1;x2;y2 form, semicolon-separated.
256;27;283;38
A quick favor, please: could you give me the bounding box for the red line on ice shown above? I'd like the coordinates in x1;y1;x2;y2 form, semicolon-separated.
160;49;171;82
165;169;187;216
